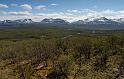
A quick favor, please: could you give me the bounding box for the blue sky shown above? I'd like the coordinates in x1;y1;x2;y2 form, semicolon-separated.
0;0;124;22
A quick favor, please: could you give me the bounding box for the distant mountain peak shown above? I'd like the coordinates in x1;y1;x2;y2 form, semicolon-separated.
41;18;69;24
15;19;33;24
72;17;122;25
0;19;34;24
0;17;124;26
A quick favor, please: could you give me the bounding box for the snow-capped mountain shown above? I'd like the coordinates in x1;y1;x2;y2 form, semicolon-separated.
113;18;124;23
14;19;33;24
0;19;34;24
0;17;124;26
72;20;85;24
72;17;120;25
41;18;69;24
0;21;2;24
89;17;118;25
93;17;110;22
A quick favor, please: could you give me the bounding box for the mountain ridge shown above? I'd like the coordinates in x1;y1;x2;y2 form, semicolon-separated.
0;17;124;26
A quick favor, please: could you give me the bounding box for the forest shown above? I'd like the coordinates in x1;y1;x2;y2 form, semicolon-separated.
0;26;124;79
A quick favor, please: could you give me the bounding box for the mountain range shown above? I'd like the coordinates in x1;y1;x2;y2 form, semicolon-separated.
0;17;124;27
0;19;33;25
72;17;124;25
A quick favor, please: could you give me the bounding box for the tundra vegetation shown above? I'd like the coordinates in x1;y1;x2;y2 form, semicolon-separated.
0;26;124;79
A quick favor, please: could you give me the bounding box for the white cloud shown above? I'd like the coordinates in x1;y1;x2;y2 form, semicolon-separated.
10;4;18;7
34;5;46;10
1;9;124;22
0;11;7;14
35;12;75;22
20;4;32;10
0;15;33;21
51;4;58;6
59;9;124;21
0;4;8;8
67;10;81;13
66;9;124;20
118;11;124;14
8;11;32;16
67;9;97;14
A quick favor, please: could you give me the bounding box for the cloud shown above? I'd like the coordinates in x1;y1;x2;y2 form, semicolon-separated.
51;4;58;6
66;9;116;19
67;9;97;13
20;4;32;10
0;11;7;14
0;4;8;8
10;4;18;7
35;12;75;21
1;9;124;22
67;10;80;13
34;5;46;10
68;9;124;21
80;9;124;19
10;4;47;10
0;15;33;21
8;11;32;16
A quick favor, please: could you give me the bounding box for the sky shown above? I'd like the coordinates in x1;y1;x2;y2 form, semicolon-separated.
0;0;124;22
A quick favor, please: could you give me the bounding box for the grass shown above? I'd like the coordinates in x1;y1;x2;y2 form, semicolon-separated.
0;26;124;79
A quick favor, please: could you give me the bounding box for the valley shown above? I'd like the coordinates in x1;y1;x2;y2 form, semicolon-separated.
0;26;123;79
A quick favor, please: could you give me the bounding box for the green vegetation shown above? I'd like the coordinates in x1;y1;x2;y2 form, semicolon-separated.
0;26;124;79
